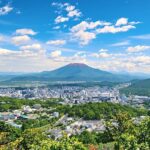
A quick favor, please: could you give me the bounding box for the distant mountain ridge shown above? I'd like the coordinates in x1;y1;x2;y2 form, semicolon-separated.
0;72;28;82
2;63;140;83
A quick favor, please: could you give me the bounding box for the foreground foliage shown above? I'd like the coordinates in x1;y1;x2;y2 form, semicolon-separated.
0;114;150;150
105;113;150;150
1;129;87;150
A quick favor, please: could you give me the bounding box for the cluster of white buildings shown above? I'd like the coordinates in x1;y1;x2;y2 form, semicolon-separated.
0;86;122;104
0;104;60;128
62;86;121;104
48;116;106;139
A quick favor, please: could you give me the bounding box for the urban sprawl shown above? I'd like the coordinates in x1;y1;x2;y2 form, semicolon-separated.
0;83;150;140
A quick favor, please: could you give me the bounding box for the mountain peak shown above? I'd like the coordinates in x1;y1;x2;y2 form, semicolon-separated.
67;63;89;67
9;63;134;82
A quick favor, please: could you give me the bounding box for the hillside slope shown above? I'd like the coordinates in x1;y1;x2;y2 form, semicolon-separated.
120;78;150;96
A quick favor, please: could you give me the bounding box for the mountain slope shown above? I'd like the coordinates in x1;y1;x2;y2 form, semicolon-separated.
0;73;24;82
0;75;16;82
40;63;114;81
120;78;150;96
6;63;137;82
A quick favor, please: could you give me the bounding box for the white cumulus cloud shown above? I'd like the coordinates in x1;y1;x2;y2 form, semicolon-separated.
66;5;75;12
55;16;69;23
127;45;150;53
99;49;108;52
91;51;111;58
12;35;31;46
71;21;107;45
46;40;66;45
116;18;128;26
67;9;81;18
15;29;37;35
20;44;42;50
72;30;96;45
96;25;135;34
0;48;17;55
71;21;110;32
71;18;138;45
50;50;62;58
0;5;13;15
53;2;82;24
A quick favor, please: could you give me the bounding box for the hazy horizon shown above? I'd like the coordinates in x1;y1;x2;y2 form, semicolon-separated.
0;63;150;78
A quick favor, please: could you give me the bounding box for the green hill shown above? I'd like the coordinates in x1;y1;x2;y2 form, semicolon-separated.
120;78;150;96
57;102;147;120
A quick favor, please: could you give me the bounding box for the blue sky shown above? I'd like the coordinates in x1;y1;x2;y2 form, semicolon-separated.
0;0;150;73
